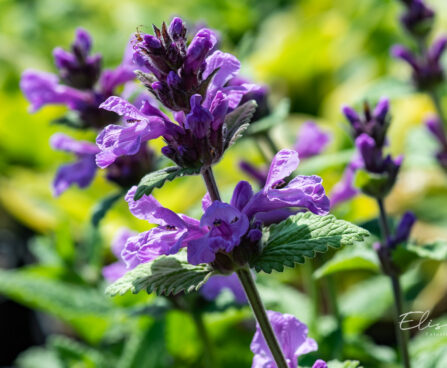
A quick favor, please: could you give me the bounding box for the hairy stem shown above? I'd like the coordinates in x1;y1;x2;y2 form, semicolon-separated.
236;268;289;368
201;166;221;201
376;199;411;368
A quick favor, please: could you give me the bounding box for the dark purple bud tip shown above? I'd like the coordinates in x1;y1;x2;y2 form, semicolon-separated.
342;105;360;125
74;28;92;55
391;45;417;67
373;97;390;122
425;115;447;145
169;17;186;41
167;71;181;88
393;211;417;246
247;228;262;243
143;34;162;50
430;36;447;62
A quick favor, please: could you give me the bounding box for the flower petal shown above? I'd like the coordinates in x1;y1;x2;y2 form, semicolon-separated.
264;149;300;192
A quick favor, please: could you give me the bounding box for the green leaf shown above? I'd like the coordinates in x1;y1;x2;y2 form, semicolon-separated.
0;268;120;343
106;254;214;296
251;212;370;273
405;241;447;261
297;149;354;176
313;244;379;279
246;98;290;136
16;347;63;368
51;111;85;129
134;166;200;200
224;100;258;148
356;77;415;102
91;190;124;227
327;360;362;368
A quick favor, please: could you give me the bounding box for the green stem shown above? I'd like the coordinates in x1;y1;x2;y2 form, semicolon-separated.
301;261;319;330
429;89;447;127
236;268;289;368
326;275;344;359
262;132;280;156
376;199;411;368
192;312;215;368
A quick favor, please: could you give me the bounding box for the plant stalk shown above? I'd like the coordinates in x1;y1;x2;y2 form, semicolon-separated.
201;166;221;202
429;89;447;127
192;312;215;368
376;199;411;368
236;268;289;368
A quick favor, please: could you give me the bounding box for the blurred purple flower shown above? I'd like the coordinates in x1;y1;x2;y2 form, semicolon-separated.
330;155;362;208
294;121;331;159
425;115;447;170
399;0;435;38
251;310;317;368
388;212;416;249
102;229;137;282
200;273;247;304
50;133;99;196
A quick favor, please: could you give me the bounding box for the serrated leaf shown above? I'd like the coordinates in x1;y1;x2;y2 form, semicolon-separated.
246;98;290;136
251;212;370;273
313;244;379;279
91;190;124;227
224;100;257;148
134;166;200;200
106;255;214;296
327;360;362;368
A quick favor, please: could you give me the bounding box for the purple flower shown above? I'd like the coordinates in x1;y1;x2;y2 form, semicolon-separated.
242;149;330;220
200;273;247;304
392;36;447;91
187;201;249;265
102;229;137;282
294;121;331;159
251;310;317;368
330;155;362;208
21;29;136;129
399;0;435;38
50;133;99;196
96;97;166;168
121;187;206;268
312;360;328;368
388;211;416;249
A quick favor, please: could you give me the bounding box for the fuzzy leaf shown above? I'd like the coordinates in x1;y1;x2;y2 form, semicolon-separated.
106;255;214;296
251;212;370;273
224;100;257;148
134;166;200;200
313;244;379;279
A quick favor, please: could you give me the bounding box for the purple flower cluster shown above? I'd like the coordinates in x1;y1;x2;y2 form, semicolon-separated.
21;29;156;196
342;98;402;199
97;18;259;169
392;37;447;91
251;310;326;368
117;149;328;269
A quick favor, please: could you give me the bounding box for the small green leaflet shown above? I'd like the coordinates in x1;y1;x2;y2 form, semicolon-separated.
224;100;257;149
106;255;214;297
246;98;290;136
91;190;125;227
134;166;200;200
250;212;370;273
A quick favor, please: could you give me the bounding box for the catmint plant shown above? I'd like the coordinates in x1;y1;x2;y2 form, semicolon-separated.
20;29;156;198
342;98;412;368
392;0;447;171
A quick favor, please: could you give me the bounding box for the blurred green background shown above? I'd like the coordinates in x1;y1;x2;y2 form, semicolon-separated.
1;0;447;367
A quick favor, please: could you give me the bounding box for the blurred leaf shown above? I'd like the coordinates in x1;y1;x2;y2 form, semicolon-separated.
251;212;370;273
327;360;362;368
134;166;200;200
246;98;290;136
357;77;415;102
405;241;447;261
16;347;63;368
314;244;379;279
49;335;111;368
51;111;85;129
224;100;257;148
91;190;125;227
106;254;214;296
0;268;120;343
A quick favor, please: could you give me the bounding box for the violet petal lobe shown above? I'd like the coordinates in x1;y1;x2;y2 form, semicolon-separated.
294;121;331;159
200;273;247;304
264;149;300;192
53;155;97;196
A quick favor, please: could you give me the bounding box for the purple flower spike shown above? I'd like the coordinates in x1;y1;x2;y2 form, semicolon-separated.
400;0;435;37
187;201;249;265
294;121;331;159
50;133;99;196
73;28;92;57
243;149;330;219
102;229;137;282
251;310;317;368
20;70;90;112
200;273;247;304
96;97;166;168
425;115;447;170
